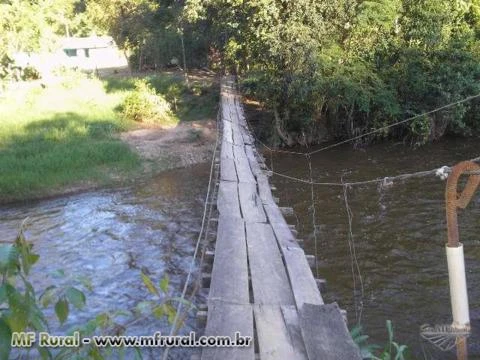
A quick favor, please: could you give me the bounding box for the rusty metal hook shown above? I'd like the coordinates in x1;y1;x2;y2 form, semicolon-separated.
446;161;480;248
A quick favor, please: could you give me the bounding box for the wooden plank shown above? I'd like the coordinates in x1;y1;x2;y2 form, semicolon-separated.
233;145;256;183
235;159;255;183
271;221;301;249
254;305;306;360
209;217;249;303
229;108;236;123
264;203;289;226
241;129;254;145
226;95;235;121
233;96;248;127
237;110;248;128
257;175;276;205
217;181;242;219
245;145;262;177
232;123;244;145
223;120;233;143
246;223;295;305
264;203;321;307
299;303;362;360
281;306;309;359
238;182;266;223
202;303;255;360
221;158;238;182
282;246;323;308
263;203;300;252
221;141;234;160
221;102;231;123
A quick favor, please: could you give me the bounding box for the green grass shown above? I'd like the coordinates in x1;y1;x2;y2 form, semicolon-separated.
104;72;219;122
0;75;140;202
0;71;218;202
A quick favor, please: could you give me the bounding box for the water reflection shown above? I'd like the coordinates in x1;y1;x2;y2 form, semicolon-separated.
270;137;480;360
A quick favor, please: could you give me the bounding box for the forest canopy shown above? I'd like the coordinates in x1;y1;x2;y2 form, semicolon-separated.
2;0;480;145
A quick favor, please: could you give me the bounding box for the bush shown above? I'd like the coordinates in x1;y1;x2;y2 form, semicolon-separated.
0;54;14;80
22;66;41;81
121;79;175;125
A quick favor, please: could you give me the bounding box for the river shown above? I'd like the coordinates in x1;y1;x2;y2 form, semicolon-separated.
0;164;211;359
1;137;479;359
269;136;479;360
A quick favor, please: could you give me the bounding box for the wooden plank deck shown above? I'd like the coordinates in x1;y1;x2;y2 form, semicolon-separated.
201;77;361;360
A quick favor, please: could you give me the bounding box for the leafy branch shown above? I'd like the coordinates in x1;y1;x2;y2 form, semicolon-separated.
0;223;194;360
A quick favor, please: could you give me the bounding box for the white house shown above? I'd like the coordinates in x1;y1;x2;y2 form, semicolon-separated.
60;36;128;71
8;36;128;81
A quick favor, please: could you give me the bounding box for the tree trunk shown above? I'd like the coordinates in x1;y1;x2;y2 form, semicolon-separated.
124;50;132;76
180;31;189;87
273;106;295;146
138;45;143;73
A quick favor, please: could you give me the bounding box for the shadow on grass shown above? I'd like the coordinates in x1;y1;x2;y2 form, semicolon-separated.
0;112;140;202
103;77;136;93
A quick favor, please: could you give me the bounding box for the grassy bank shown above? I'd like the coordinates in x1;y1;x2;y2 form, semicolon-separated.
0;71;218;203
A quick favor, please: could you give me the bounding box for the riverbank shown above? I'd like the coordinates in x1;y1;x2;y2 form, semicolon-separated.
0;70;218;204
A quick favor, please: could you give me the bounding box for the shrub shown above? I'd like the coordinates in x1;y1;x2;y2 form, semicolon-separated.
0;223;193;359
121;79;175;125
22;66;41;81
0;54;14;80
351;320;410;360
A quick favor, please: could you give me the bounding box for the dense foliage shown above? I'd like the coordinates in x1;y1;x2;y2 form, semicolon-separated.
190;0;480;145
2;0;480;144
186;0;480;144
121;79;175;125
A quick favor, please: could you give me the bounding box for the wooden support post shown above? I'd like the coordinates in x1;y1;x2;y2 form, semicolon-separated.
340;309;348;325
305;255;316;268
197;310;208;328
280;207;294;216
202;273;211;288
205;250;215;264
315;278;327;292
288;225;298;237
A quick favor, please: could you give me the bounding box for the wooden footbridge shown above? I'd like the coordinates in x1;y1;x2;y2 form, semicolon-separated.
199;78;361;360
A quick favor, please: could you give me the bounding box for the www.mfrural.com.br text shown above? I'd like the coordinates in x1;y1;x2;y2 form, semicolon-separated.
11;331;252;348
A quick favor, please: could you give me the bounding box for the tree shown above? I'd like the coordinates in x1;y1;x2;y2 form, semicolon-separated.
0;0;80;60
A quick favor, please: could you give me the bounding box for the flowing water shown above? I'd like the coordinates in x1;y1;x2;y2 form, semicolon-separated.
269;137;479;360
1;136;479;359
0;164;211;359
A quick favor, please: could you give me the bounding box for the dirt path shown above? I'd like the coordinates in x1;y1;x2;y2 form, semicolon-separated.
121;120;217;173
